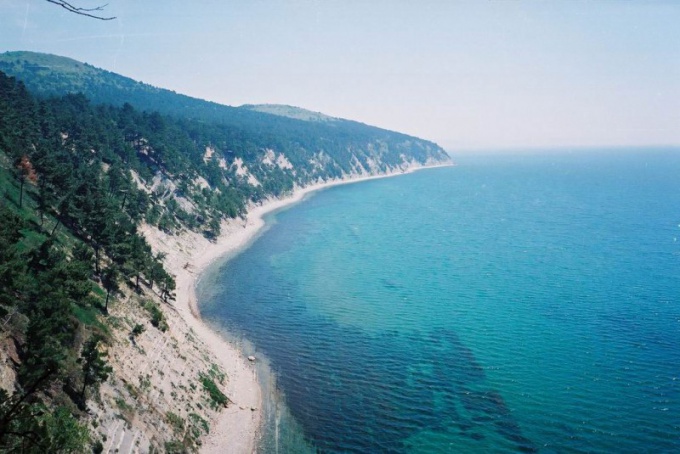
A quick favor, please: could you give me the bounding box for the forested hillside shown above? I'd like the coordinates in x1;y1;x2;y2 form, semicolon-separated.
0;71;177;451
0;51;450;451
0;52;451;236
0;52;450;180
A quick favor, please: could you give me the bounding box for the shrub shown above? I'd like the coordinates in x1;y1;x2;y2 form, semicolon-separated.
199;373;229;409
131;323;145;337
142;300;168;331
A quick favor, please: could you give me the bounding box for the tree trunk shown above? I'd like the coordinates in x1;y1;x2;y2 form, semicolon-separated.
94;244;100;275
50;217;61;237
18;177;24;209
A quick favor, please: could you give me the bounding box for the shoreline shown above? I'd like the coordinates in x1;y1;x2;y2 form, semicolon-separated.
141;161;452;453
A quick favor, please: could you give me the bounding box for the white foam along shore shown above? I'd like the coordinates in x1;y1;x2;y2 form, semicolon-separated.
140;160;452;453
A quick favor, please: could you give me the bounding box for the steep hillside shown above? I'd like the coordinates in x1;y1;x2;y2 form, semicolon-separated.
0;51;451;239
0;69;227;452
0;52;450;179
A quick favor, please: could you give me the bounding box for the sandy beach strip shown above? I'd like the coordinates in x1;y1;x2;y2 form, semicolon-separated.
140;161;452;453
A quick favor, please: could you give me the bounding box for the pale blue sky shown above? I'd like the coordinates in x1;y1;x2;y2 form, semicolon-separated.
1;0;679;151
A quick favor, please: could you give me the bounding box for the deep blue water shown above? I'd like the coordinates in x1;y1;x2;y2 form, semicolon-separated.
199;149;680;453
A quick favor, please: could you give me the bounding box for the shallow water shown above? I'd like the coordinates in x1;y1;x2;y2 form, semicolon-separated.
199;149;680;452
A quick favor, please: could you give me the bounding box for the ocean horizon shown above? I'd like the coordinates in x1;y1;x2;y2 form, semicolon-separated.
199;148;680;452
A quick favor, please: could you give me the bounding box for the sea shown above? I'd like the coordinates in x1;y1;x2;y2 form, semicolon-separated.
198;148;680;453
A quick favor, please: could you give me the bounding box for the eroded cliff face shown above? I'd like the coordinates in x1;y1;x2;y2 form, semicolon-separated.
87;292;229;453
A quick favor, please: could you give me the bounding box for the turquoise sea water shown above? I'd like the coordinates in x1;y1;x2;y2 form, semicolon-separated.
199;149;680;452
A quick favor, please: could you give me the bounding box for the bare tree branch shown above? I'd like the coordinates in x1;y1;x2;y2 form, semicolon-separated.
45;0;116;20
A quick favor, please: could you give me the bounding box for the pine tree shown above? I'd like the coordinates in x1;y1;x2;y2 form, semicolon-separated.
80;335;113;401
101;266;119;313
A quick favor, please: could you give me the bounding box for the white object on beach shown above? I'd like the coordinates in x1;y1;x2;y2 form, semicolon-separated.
247;355;256;362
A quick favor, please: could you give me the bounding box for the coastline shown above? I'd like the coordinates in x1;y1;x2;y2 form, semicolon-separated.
140;161;452;453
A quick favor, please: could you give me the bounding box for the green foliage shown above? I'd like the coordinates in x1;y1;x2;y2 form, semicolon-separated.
137;374;151;392
188;412;209;435
100;265;120;312
164;440;186;453
0;203;25;307
186;412;210;450
166;411;185;433
72;305;108;334
34;406;90;452
0;71;171;450
0;394;89;453
143;300;168;332
131;323;145;337
163;411;209;452
199;373;229;409
80;334;113;401
207;363;225;385
114;397;133;413
0;202;101;451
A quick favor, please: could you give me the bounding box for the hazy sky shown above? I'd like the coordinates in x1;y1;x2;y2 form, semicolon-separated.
1;0;679;151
